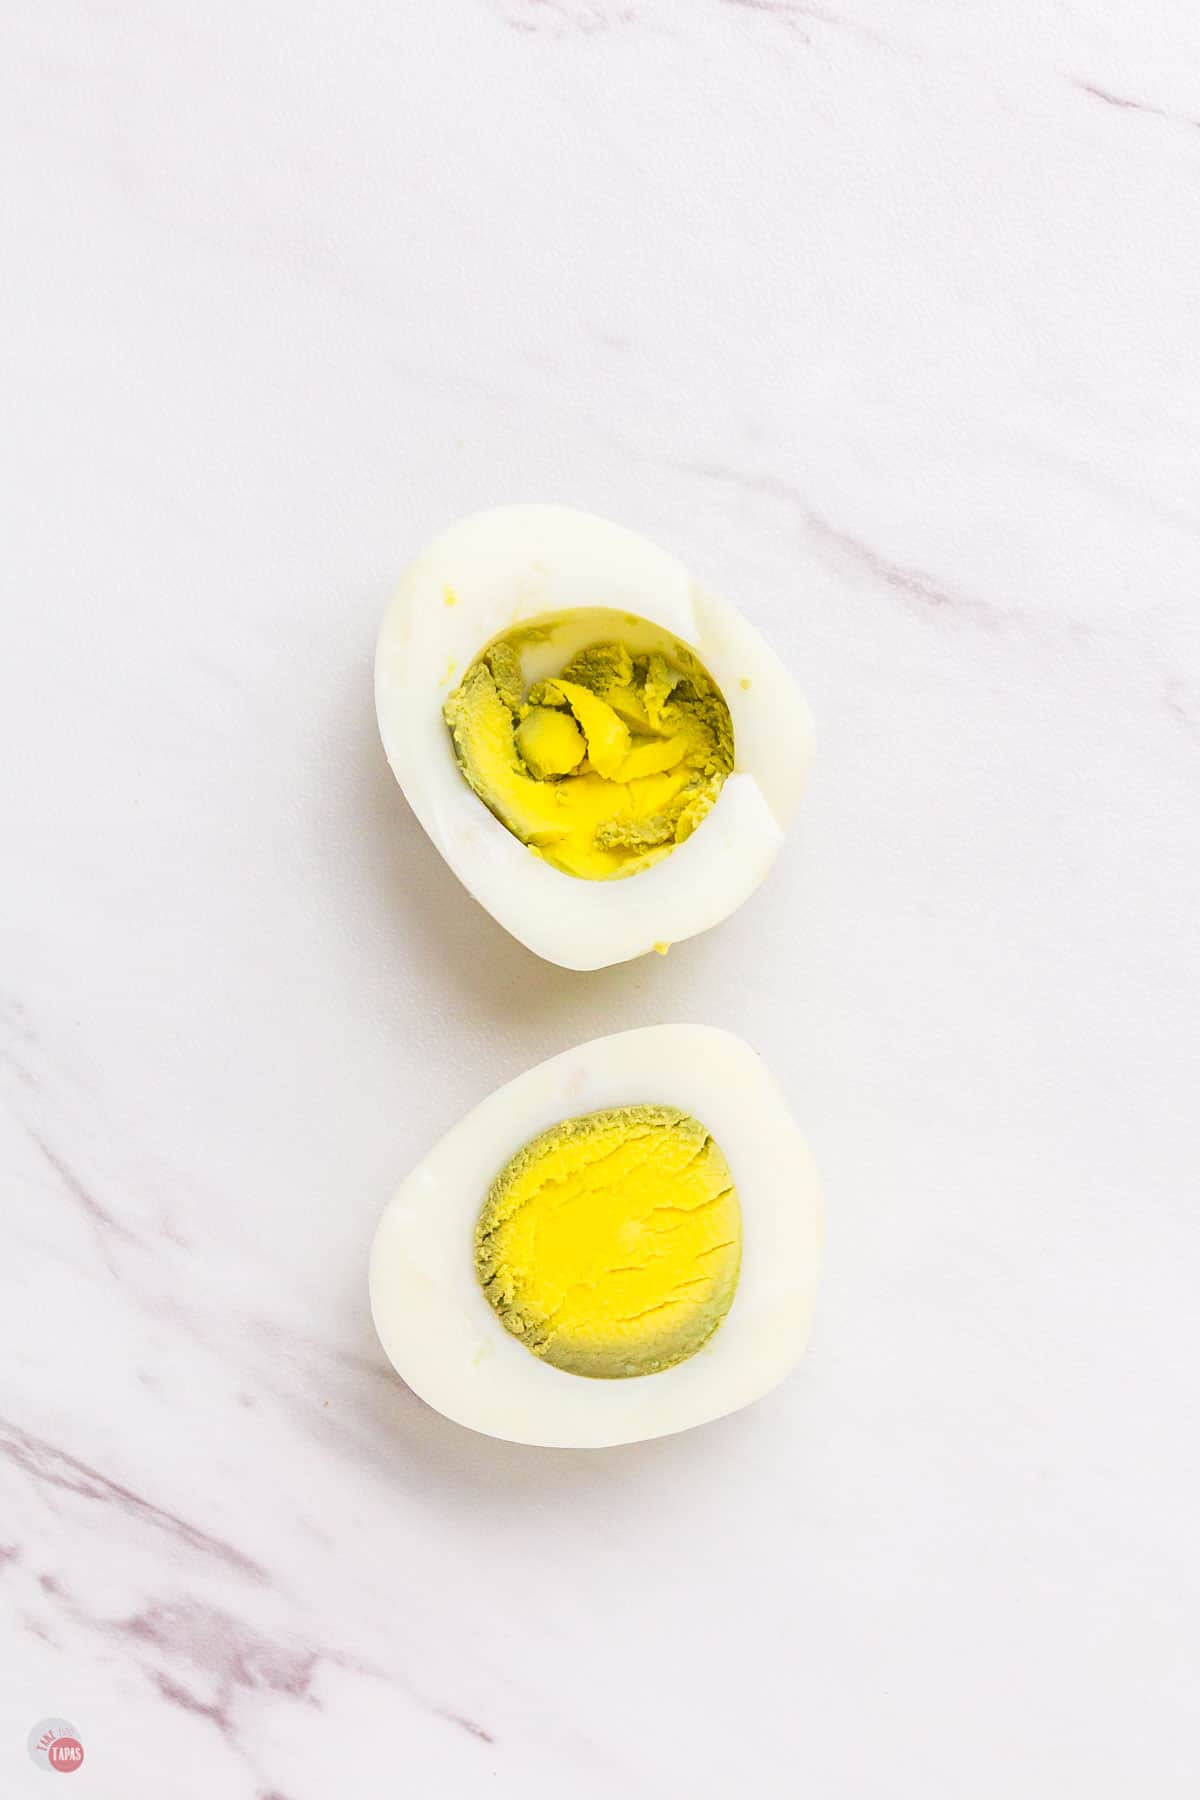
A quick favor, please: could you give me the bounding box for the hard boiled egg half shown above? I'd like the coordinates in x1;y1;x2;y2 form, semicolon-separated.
375;505;814;970
369;1025;823;1448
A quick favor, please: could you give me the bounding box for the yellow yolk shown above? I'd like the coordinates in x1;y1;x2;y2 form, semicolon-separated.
442;632;734;880
475;1106;742;1379
515;706;586;778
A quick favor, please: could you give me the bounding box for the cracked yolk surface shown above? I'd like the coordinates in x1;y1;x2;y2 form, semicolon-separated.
475;1106;742;1378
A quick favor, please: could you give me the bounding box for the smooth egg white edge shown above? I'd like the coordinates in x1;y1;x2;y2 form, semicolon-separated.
369;1024;824;1449
375;504;815;970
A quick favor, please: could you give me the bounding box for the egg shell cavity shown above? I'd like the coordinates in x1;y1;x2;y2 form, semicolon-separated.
369;1024;824;1448
375;505;815;969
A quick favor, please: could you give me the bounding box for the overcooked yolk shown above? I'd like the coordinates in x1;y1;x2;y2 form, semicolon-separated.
442;631;734;879
475;1106;742;1378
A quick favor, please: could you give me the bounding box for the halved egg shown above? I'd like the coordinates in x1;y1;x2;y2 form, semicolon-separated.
375;505;814;970
369;1025;823;1448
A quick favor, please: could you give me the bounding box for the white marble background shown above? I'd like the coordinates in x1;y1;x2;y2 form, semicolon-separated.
3;2;1198;1794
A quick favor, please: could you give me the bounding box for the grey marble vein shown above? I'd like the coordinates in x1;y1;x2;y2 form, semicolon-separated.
0;1419;268;1580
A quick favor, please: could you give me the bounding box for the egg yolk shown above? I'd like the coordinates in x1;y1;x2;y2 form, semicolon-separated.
475;1106;742;1379
443;631;734;879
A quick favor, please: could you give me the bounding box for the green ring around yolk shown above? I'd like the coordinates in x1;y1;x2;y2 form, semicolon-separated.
475;1105;743;1379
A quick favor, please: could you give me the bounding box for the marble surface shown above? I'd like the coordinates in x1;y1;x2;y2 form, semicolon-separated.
3;2;1199;1794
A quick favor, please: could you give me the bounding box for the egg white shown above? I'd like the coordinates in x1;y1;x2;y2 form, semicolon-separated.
375;505;815;970
369;1025;823;1448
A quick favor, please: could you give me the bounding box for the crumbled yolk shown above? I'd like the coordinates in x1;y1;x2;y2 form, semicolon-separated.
475;1106;742;1379
443;629;734;880
515;706;586;778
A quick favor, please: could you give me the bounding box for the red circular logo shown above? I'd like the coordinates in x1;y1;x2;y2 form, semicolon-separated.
28;1721;85;1775
48;1737;84;1773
